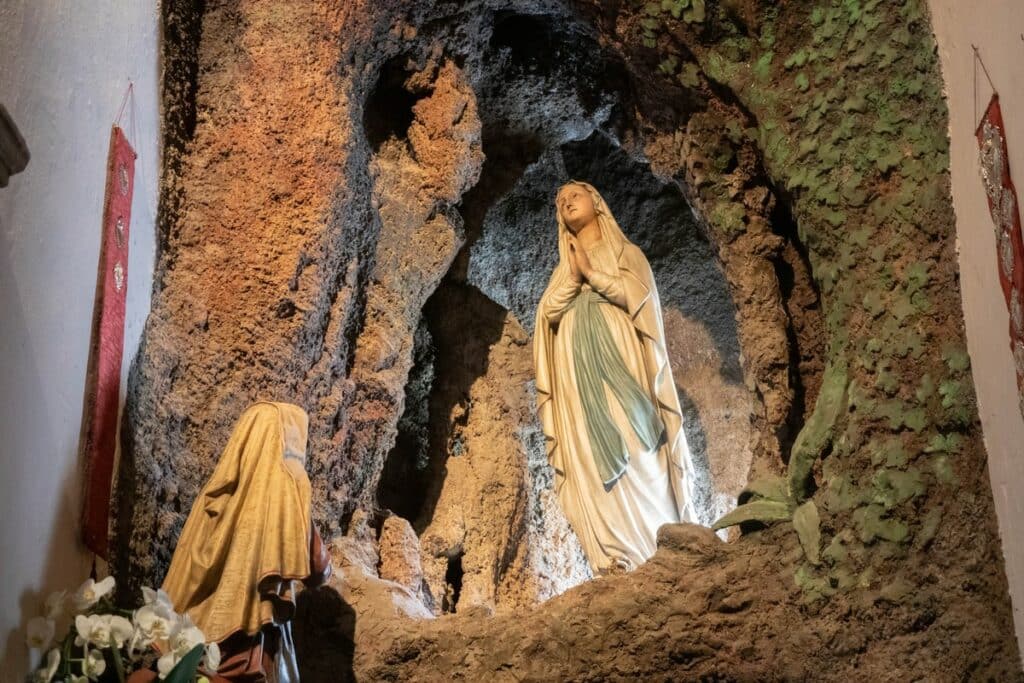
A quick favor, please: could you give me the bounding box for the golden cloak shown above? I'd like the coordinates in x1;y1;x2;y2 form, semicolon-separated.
533;182;698;526
162;402;314;643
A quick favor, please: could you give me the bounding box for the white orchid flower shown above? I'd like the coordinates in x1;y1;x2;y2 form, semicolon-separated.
153;615;206;679
76;612;134;650
156;651;181;680
141;587;174;610
203;640;221;671
107;615;134;648
32;648;60;683
169;618;205;658
44;590;67;620
75;614;111;649
73;576;115;613
82;648;107;680
25;616;55;651
133;601;176;646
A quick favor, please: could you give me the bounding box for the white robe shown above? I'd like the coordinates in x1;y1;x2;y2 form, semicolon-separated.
539;239;685;571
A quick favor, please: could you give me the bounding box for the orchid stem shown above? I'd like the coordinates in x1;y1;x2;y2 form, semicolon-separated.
110;637;127;683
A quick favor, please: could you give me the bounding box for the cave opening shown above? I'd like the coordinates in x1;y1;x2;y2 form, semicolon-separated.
374;9;758;612
376;319;435;525
769;186;825;460
363;56;426;151
442;551;465;614
489;12;560;78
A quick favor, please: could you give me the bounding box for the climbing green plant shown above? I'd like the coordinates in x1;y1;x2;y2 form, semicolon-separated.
641;0;971;601
642;0;707;47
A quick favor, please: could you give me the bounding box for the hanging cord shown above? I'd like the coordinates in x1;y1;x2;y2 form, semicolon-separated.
972;45;997;132
113;81;136;149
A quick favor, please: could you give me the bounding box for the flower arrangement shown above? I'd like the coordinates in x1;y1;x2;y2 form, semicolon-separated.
25;575;220;683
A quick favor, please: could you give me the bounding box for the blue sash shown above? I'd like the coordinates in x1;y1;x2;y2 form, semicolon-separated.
570;289;665;485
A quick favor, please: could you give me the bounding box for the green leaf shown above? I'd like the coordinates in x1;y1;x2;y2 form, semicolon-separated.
823;473;861;513
823;532;849;564
110;636;127;683
924;432;963;454
892;294;916;321
894;330;925;359
683;0;705;23
163;644;205;683
817;143;842;170
942;345;970;372
743;475;790;503
933;455;955;484
795;563;835;602
787;167;808;190
815;180;841;204
793;500;822;565
712;499;793;530
678;62;701;88
753;51;774;81
789;361;848;501
862;290;884;317
841;93;867;112
872;468;925;509
874;366;898;396
905;261;930;293
916;506;943;549
795;72;810;92
875;147;903;172
843;183;869;207
939;379;964;409
853;504;909;544
844;0;862;23
798;137;819;157
784;50;808;69
822;208;847;227
876;44;897;68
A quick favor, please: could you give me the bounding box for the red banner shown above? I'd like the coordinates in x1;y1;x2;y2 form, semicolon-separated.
977;94;1024;420
81;125;135;558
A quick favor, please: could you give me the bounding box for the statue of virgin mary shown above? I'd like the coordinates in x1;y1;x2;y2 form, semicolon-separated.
533;181;698;574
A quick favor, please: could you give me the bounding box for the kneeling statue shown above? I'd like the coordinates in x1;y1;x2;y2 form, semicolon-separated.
163;401;331;682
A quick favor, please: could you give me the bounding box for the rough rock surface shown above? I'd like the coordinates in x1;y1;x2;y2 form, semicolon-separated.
117;0;1022;680
353;521;1020;682
413;282;592;613
378;515;428;604
119;0;750;600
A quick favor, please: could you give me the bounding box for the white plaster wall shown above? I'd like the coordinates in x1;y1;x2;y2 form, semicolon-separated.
929;0;1024;657
0;1;159;678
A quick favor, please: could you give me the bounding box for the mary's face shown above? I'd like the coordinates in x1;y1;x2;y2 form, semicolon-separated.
557;184;596;232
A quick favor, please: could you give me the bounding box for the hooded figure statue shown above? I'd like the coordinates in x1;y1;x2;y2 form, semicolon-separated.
533;181;698;573
162;401;330;682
